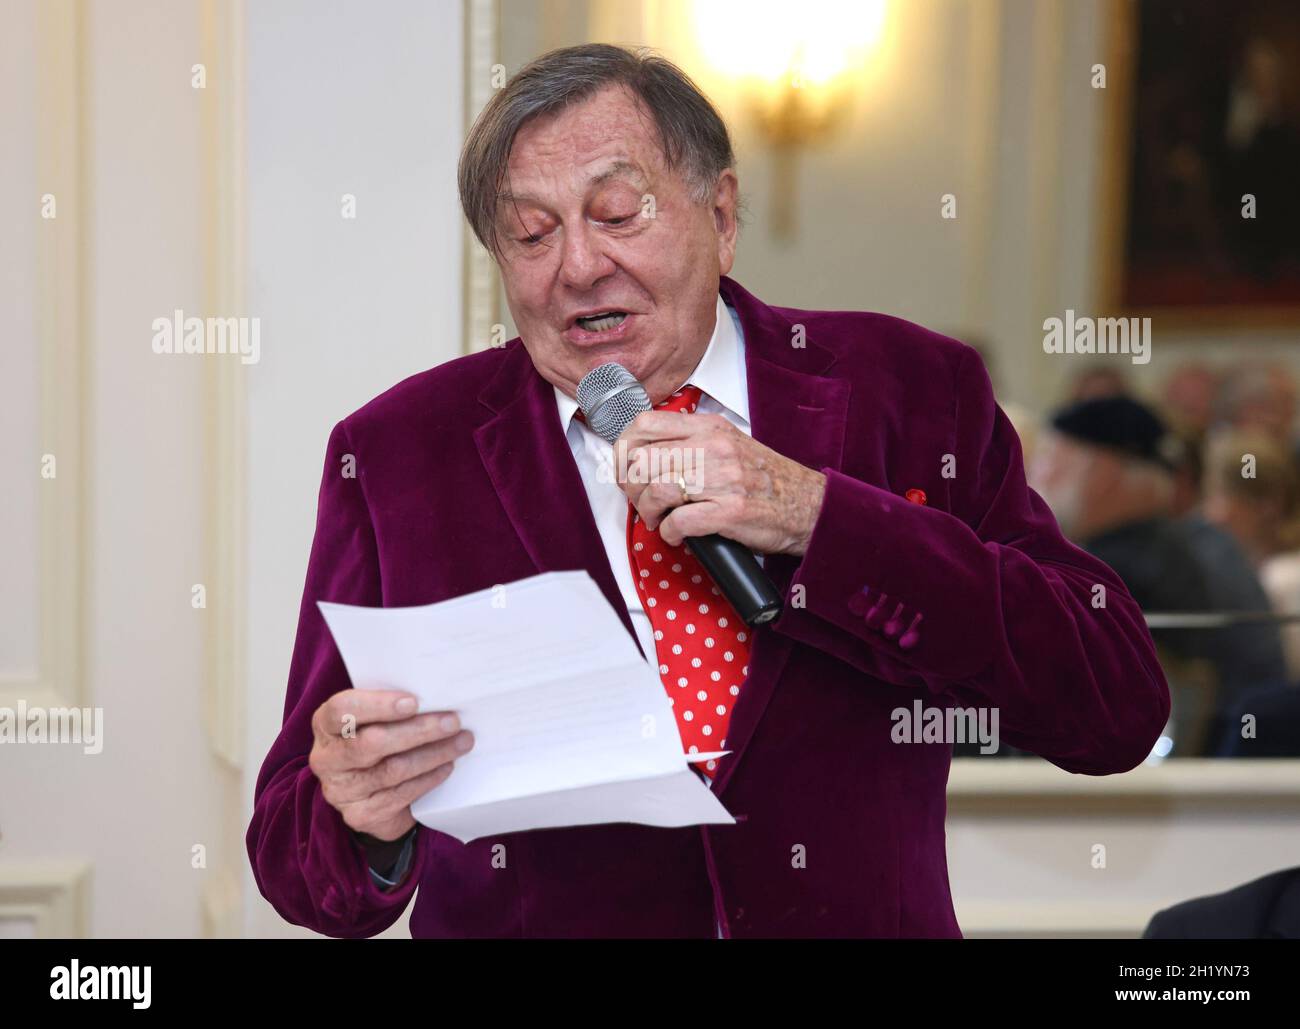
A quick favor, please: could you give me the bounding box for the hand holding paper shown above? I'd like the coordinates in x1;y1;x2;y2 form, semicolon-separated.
318;571;735;843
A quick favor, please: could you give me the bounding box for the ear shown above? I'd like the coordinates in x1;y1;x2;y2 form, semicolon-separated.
712;169;739;276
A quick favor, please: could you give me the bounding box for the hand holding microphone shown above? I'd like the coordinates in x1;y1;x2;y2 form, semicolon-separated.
577;363;828;626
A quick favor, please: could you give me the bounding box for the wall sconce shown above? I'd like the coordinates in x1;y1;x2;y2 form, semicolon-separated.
692;0;888;241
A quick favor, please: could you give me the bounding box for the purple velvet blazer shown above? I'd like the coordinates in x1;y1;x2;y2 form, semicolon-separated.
246;276;1170;938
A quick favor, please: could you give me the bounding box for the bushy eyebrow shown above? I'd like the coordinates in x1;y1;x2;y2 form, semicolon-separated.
589;159;649;191
497;159;649;209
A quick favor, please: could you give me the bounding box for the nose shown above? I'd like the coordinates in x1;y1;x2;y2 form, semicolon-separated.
557;221;616;291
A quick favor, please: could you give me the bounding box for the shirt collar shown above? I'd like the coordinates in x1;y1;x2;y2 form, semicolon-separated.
553;295;748;432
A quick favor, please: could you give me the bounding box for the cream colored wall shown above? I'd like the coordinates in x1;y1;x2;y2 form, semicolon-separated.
0;0;43;687
241;0;466;938
0;0;230;936
3;0;466;940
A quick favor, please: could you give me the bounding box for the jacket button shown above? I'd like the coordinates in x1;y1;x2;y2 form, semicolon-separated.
847;589;870;616
905;488;927;505
863;593;893;630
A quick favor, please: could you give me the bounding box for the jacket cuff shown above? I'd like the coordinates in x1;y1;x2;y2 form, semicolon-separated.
311;782;422;918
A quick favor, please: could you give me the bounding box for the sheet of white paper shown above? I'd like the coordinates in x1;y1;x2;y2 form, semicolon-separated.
318;570;735;843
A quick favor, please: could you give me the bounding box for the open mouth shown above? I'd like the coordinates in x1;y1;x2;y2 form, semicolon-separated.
573;311;629;332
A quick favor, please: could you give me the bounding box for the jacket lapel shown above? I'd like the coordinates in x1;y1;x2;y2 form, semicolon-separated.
473;343;646;659
711;276;851;795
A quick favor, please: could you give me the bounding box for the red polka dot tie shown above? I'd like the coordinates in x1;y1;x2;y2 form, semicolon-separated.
626;385;751;779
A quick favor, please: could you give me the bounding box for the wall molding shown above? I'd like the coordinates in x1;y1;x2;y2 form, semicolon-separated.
1025;0;1066;406
959;0;1001;334
200;867;242;939
200;0;247;771
949;757;1300;808
0;860;91;938
954;899;1155;939
197;0;249;940
1;0;88;715
462;0;501;356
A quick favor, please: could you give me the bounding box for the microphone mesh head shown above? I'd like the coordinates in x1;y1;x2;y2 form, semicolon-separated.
576;363;651;444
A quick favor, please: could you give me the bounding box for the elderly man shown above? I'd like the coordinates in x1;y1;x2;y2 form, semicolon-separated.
248;44;1169;938
1029;395;1287;753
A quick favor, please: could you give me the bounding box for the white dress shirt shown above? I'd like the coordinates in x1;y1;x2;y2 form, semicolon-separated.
554;295;748;937
554;294;753;670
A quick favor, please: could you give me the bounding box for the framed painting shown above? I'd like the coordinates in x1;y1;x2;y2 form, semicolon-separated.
1098;0;1300;326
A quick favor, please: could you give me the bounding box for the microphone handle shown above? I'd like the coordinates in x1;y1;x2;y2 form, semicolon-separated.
684;533;784;627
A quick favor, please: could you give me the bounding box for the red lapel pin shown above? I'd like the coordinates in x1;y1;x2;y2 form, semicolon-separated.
904;488;927;506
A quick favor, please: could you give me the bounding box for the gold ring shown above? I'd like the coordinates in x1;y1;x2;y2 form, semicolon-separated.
677;476;691;504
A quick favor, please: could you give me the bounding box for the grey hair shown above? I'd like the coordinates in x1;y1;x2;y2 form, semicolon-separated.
458;43;736;255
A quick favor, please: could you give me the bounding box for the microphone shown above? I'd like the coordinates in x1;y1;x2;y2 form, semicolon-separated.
576;363;784;627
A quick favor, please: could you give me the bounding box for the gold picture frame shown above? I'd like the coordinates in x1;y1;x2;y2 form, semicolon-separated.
1096;0;1300;330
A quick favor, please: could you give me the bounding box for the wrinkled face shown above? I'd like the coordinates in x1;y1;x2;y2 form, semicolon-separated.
1027;431;1100;538
493;84;738;404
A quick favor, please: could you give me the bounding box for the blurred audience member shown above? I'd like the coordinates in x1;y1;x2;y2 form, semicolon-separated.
1028;396;1206;664
1065;366;1130;403
1160;363;1217;516
1263;557;1300;686
1203;430;1299;564
1203;430;1300;680
1029;396;1289;753
1161;362;1220;441
1167;432;1204;518
1144;866;1300;938
1212;361;1298;445
1217;682;1300;757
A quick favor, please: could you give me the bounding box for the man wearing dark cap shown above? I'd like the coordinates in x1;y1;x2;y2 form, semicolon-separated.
1029;395;1288;753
